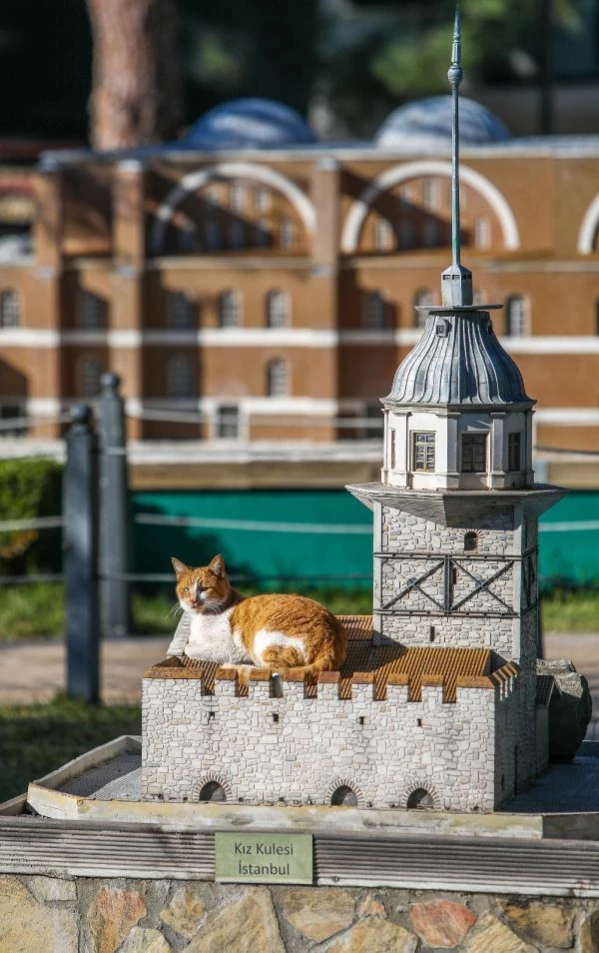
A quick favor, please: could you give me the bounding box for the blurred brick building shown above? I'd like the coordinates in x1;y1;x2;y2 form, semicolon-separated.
1;98;599;481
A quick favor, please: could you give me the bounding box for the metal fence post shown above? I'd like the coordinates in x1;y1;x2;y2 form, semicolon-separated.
98;373;131;637
63;404;100;703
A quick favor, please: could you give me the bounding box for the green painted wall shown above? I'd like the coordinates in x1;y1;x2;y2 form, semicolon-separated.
132;489;599;588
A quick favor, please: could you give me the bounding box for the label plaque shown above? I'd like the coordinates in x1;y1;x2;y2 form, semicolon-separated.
215;832;313;884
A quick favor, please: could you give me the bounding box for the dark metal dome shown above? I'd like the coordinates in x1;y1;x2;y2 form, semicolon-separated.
385;311;534;407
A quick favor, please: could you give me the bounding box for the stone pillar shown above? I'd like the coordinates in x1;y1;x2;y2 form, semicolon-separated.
111;162;147;441
311;158;340;436
32;164;64;437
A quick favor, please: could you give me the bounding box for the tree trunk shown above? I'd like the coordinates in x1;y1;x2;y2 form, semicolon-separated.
85;0;183;150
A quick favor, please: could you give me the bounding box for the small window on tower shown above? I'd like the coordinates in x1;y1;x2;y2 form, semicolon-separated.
413;433;435;472
461;433;488;473
464;532;478;552
508;432;522;471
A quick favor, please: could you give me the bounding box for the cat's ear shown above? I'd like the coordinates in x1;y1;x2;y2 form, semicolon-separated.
171;557;189;578
209;554;226;578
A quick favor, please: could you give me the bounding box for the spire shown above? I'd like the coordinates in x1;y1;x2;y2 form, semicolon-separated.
441;3;473;307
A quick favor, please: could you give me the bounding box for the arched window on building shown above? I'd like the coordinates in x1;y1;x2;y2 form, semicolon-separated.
229;221;245;250
166;291;195;329
198;781;226;802
229;182;246;213
78;357;103;397
374;217;394;251
423;219;440;247
178;219;198;253
266;290;290;328
254;187;270;213
255;219;271;248
218;290;241;328
399;219;415;250
266;358;289;397
79;291;106;330
280;218;296;250
413;289;434;329
205;221;222;252
474;217;491;250
363;291;391;329
423;179;441;210
331;785;358;807
0;290;20;327
166;354;196;399
505;295;529;337
407;787;434;809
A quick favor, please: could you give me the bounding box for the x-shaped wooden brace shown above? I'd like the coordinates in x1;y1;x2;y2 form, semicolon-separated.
383;559;445;612
450;559;514;613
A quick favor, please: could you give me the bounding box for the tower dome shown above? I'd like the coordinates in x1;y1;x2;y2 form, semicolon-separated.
375;95;510;149
182;98;317;151
386;310;533;408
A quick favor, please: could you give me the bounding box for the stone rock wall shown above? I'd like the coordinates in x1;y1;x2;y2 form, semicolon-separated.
1;875;599;952
142;675;516;811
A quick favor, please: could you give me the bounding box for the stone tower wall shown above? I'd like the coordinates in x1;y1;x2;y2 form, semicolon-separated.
376;506;518;657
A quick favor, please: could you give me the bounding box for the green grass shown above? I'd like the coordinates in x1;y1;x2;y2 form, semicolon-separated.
542;589;599;633
0;581;374;640
0;695;140;802
1;581;599;639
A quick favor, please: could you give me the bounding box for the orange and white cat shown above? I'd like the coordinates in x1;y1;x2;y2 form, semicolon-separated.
172;554;347;676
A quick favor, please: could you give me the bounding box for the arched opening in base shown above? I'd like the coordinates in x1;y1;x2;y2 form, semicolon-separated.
406;787;434;810
198;781;227;802
331;785;359;807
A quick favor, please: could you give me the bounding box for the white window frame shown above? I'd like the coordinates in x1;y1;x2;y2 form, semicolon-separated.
266;290;290;328
78;357;103;398
218;290;242;328
280;218;296;250
506;295;529;337
166;353;196;399
474;217;491;250
215;404;241;439
166;291;195;329
363;291;390;329
0;290;20;328
79;291;105;330
374;217;394;251
266;358;290;397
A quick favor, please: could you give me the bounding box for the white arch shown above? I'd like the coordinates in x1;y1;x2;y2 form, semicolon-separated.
150;162;316;255
341;159;520;254
578;195;599;255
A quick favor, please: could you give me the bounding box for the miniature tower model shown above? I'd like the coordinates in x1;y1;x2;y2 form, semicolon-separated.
348;5;564;794
142;9;566;813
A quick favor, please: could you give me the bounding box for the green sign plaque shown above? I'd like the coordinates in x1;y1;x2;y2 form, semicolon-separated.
215;832;314;884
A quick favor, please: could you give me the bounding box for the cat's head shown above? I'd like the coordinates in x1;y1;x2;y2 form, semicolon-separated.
171;554;230;614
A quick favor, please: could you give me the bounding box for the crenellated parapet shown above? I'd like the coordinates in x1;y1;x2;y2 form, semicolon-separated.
143;656;520;706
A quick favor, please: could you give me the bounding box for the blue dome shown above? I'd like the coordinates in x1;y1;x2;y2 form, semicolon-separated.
182;99;317;151
376;96;510;149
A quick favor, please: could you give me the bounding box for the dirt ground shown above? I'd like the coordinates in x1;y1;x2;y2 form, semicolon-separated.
0;632;596;707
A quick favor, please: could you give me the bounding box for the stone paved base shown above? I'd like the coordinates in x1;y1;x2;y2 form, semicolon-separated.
0;876;598;952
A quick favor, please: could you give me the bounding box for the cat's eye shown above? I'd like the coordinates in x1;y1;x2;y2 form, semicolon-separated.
183;587;189;593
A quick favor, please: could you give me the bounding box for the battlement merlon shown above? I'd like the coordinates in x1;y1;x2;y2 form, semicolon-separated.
142;659;521;704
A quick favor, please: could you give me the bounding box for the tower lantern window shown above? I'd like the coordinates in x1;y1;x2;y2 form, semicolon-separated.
508;432;522;471
461;433;487;473
413;432;435;472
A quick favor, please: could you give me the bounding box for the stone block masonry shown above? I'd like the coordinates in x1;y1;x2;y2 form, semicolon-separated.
0;874;596;952
142;667;521;811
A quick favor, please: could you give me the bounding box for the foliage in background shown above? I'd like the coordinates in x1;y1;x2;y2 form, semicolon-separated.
0;695;140;802
0;459;62;575
0;581;597;639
